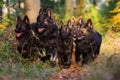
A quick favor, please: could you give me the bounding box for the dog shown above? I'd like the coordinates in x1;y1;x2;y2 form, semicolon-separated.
58;21;73;67
15;15;32;58
34;8;59;65
15;15;42;60
74;18;102;64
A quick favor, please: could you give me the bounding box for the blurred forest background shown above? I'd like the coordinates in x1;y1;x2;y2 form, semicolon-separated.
0;0;120;35
0;0;120;80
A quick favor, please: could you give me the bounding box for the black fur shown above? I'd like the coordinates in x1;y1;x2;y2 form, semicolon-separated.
58;21;73;67
74;19;102;64
15;16;41;59
34;8;59;65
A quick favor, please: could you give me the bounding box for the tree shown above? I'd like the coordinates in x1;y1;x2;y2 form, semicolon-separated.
2;0;9;18
0;0;4;21
110;1;120;31
76;0;86;17
24;0;40;23
65;0;76;21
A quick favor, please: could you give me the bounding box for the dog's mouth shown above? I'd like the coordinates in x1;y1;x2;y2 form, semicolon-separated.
16;32;23;38
73;34;77;38
38;27;45;32
77;36;84;40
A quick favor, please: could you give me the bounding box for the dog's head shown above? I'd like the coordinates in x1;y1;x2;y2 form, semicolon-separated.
78;16;84;27
80;19;93;36
36;8;56;34
80;19;94;40
36;8;47;33
15;15;30;39
72;18;94;40
59;21;72;40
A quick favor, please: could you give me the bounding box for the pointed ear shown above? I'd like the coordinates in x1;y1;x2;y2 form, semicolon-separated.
71;16;75;22
71;16;76;25
17;16;22;23
78;16;84;24
59;21;64;27
59;21;64;34
23;15;30;24
39;8;43;16
46;8;51;17
67;20;71;27
87;19;93;29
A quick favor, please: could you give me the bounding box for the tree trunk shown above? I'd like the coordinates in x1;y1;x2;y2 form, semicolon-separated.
65;0;76;17
24;0;40;23
0;7;2;21
2;0;8;17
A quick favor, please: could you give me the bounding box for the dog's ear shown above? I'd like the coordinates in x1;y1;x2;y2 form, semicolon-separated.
39;8;43;16
59;21;64;35
17;16;22;23
46;8;51;18
71;16;75;23
67;20;72;27
78;16;84;25
59;21;64;27
86;18;93;29
23;15;30;24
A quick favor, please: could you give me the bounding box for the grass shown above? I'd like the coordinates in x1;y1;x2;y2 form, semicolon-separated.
80;32;120;80
81;53;120;80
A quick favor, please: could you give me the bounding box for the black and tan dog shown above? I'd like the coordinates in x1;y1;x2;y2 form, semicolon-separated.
58;21;73;67
15;16;31;58
15;15;42;60
74;18;102;64
33;8;59;65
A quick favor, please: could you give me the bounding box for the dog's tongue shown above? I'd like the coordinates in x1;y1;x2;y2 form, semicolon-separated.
16;33;22;38
38;28;44;32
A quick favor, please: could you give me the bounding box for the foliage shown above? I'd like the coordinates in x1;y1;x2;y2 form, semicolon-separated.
85;5;101;30
0;16;15;30
95;0;119;34
76;0;86;17
0;0;23;30
110;1;120;31
0;0;4;7
99;1;116;18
